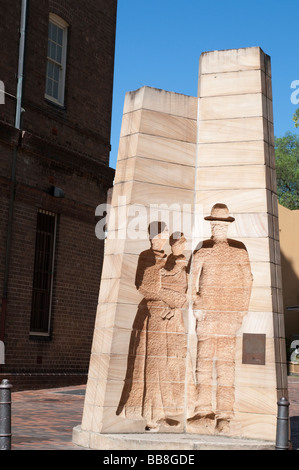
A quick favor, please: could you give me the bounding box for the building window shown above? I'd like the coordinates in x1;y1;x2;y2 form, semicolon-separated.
30;210;58;336
45;13;68;106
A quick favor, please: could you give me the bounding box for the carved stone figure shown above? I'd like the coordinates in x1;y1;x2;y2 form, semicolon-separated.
188;204;253;433
160;232;188;315
116;225;188;432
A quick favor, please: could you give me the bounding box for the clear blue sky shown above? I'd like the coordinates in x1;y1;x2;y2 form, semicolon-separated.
109;0;299;169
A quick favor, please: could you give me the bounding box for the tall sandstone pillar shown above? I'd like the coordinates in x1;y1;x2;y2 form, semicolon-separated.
192;47;286;440
77;87;198;441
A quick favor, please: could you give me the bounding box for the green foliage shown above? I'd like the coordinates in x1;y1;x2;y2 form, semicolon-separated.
275;132;299;210
293;108;299;128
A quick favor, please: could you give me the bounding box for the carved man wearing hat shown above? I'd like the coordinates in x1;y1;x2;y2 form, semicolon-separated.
188;204;253;434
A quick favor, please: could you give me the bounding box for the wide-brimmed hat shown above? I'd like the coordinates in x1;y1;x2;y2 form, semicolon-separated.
204;203;235;222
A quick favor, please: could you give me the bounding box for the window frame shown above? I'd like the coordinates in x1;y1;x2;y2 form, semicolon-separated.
30;209;58;337
45;13;69;107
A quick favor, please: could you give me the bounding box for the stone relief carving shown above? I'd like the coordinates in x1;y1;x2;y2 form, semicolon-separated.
188;204;253;433
116;223;188;431
116;205;253;435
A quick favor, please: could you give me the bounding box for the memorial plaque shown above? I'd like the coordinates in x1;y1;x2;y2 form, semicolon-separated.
242;333;266;365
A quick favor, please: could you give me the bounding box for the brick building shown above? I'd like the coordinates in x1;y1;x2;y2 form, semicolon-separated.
0;0;117;390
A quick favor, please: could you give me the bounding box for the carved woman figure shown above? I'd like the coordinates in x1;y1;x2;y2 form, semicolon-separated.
116;227;188;432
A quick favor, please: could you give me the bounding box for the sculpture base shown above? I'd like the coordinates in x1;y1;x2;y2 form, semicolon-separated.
72;426;275;450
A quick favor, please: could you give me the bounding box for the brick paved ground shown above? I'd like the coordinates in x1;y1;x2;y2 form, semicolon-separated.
11;384;87;450
6;376;299;450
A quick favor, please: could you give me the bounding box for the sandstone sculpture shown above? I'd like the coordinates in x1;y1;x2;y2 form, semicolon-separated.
116;224;188;431
188;204;253;433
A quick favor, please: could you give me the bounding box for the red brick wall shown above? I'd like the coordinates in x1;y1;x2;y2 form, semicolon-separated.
0;0;21;125
0;0;117;389
22;0;116;164
0;0;117;164
0;139;110;383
